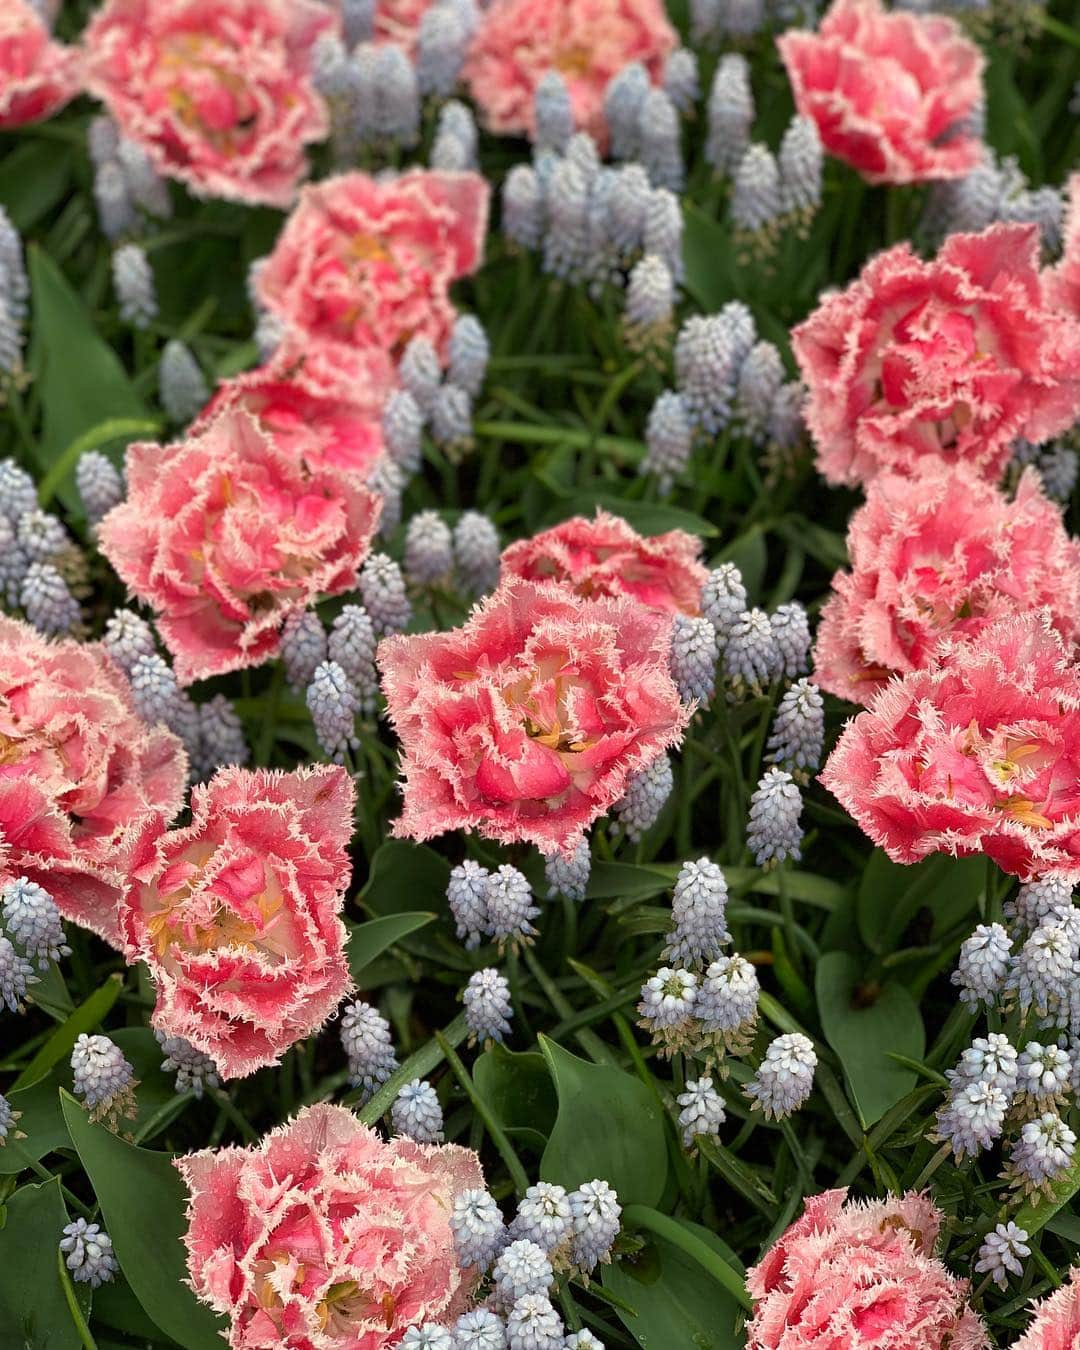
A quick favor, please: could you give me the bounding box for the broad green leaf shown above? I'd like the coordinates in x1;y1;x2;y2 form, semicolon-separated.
27;961;75;1022
682;204;739;313
0;141;75;232
586;862;679;901
856;851;984;955
727;866;847;912
2;1027;188;1176
473;1044;558;1150
27;247;149;510
816;951;925;1129
1015;1149;1080;1239
93;1273;177;1344
13;974;123;1091
38;416;162;509
346;912;436;986
363;840;451;916
539;1036;668;1206
0;1177;83;1350
61;1091;228;1350
602;1218;745;1350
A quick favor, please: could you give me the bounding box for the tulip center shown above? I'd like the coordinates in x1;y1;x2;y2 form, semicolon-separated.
555;45;591;78
162;34;258;151
504;658;595;756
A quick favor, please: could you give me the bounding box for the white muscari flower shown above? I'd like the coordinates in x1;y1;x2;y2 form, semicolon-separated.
935;1078;1009;1160
1036;443;1079;503
731;145;782;242
534;71;574;152
1006;921;1075;1018
542;160;591;282
568;1179;620;1272
451;1188;506;1272
736;342;785;443
767;679;825;778
75;451;123;525
700;564;747;644
0;934;36;1011
624;254;675;350
767;381;806;451
454;510;501;597
779;115;824;223
975;1222;1030;1289
1008;1112;1077;1193
0;516;28;605
1;877;69;968
280;610;327;694
465;968;513;1046
641;188;683;282
60;1219;119;1289
493;1239;554;1306
402;1326;454;1350
642;389;693;494
71;1033;137;1125
565;1334;605;1350
21;563;80;636
340;1000;398;1102
112;242;157;328
383;389;425;474
705;54;753;176
401;336;442;417
724;609;778;694
613;753;673;841
674;315;737;435
359;553;412;636
16;508;67;564
431;382;473;453
484;865;539;949
374;44;419;146
0;1092;23;1145
747;768;804;867
952;1032;1019;1095
670;613;719;704
449;315;490;397
193;694;248;780
416;1;468;97
510;1183;572;1255
102;608;155;676
638;966;698;1053
0;458;37;522
503;164;545;250
665;858;730;968
952;923;1011;1007
405;510;454;586
677;1076;726;1148
664;47;700;113
607;163;652;256
544;839;590;903
328;606;378;715
639;88;684;193
159;340;208;424
604;62;649;160
116;137;171;219
1015;1042;1072;1106
448;860;491;950
454;1306;508;1347
745;1032;817;1120
769;602;811;680
506;1294;563;1350
155;1030;219;1099
392;1078;444;1144
434;100;479;169
695;953;760;1053
307;660;359;761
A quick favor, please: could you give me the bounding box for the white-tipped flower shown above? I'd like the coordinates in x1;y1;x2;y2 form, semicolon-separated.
328;605;378;715
642;389;693;493
434;100;479;170
405;510;454;586
670;613;719;704
747;767;804;866
736;341;786;443
510;1182;572;1255
607;163;652;256
493;1239;554;1306
624;254;675;351
71;1033;137;1125
112;242;157;328
1006;921;1075;1018
935;1078;1009;1160
745;1032;816;1120
449;314;490;397
638;966;698;1053
1008;1112;1077;1193
307;660;359;761
451;1188;507;1271
400;335;442;417
503;164;545;250
454;1307;508;1347
0;934;36;1011
613;753;673;841
731;144;782;241
465;967;513;1046
416;1;468;97
952;1032;1019;1096
359;553;412;636
0;1091;23;1145
674;314;738;434
1;876;69;968
1015;1042;1072;1107
639;88;684;193
341;1000;398;1102
93;159;135;239
485;865;539;949
767;678;825;780
723;609;778;694
544;839;590;902
454;510;501;597
664;47;700;113
642;187;683;282
0;457;37;522
102;608;155;676
665;858;730;968
401;1325;453;1350
193;694;249;780
695;953;760;1051
706;54;753;176
506;1294;563;1350
952;923;1011;1007
770;602;811;680
155;1030;220;1098
448;860;491;950
700;564;747;644
374;44;420;146
392;1078;444;1143
1005;877;1074;932
677;1076;727;1148
21;562;80;636
159;339;208;423
975;1222;1030;1289
60;1219;119;1288
431;382;473;452
75;451;123;524
534;71;574;152
568;1179;620;1272
779;115;823;222
604;62;649;160
281;610;327;694
383;389;425;475
1035;443;1078;503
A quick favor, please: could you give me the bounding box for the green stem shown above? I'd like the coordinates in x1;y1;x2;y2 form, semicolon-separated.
357;1012;469;1122
57;1250;98;1350
622;1204;752;1312
436;1031;530;1196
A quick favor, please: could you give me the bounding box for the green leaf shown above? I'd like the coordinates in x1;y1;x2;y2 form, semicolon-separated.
473;1043;558;1151
538;1036;668;1207
586;861;679;901
92;1273;177;1344
0;141;75;232
61;1091;228;1350
856;851;984;956
27;247;149;510
346;912;436;986
362;840;451;916
816;952;925;1129
554;493;719;539
601;1217;746;1349
0;1177;83;1350
720;529;767;606
1015;1149;1080;1239
682;204;739;313
27;961;75;1022
13;974;123;1091
38;416;163;509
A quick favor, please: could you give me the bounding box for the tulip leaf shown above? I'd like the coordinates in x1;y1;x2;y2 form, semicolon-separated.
13;974;123;1091
473;1043;558;1150
539;1035;668;1206
61;1091;227;1350
346;912;436;986
0;1176;84;1350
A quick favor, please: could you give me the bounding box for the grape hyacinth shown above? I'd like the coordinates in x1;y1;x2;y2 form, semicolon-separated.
454;510;501;596
112;242;157;328
102;607;156;675
664;47;701;112
454;1307;508;1347
534;71;574;153
193;694;249;779
670;613;719;704
568;1180;621;1272
503;164;545;250
700;564;747;644
155;1031;220;1099
695;953;760;1055
280;609;327;694
677;1076;727;1148
953;923;1012;1007
159;339;208;424
511;1183;572;1255
770;602;811;680
638;966;698;1055
1007;1112;1077;1195
614;753;673;841
642;389;694;493
400;335;443;416
506;1294;563;1350
935;1078;1011;1160
431;382;474;454
465;968;513;1046
447;860;491;950
731;145;783;252
405;510;455;586
60;1220;119;1289
391;1079;445;1144
75;451;123;524
544;839;591;902
70;1033;138;1126
1015;1042;1072;1107
327;605;378;715
416;1;469;98
747;767;804;866
21;562;81;636
778;115;824;226
484;865;540;950
604;62;649;160
0;1092;22;1146
639;88;684;193
0;933;36;1012
705;54;753;176
744;1032;817;1120
723;609;778;695
665;858;731;968
449;314;490;396
0;877;69;968
358;553;412;636
493;1239;554;1306
974;1222;1031;1289
767;678;825;779
401;1325;453;1350
340;1000;398;1102
624;254;675;352
451;1188;507;1272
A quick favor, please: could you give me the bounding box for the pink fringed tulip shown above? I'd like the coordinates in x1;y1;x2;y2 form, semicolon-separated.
0;616;186;947
83;0;335;208
747;1188;988;1350
499;510;708;616
194;338;396;482
378;579;690;857
794;224;1080;488
1015;1269;1080;1349
815;463;1080;705
464;0;676;146
120;765;354;1079
821;611;1080;882
255;170;490;364
177;1102;484;1347
98;408;381;685
1046;174;1080;321
0;0;81;129
777;0;984;186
